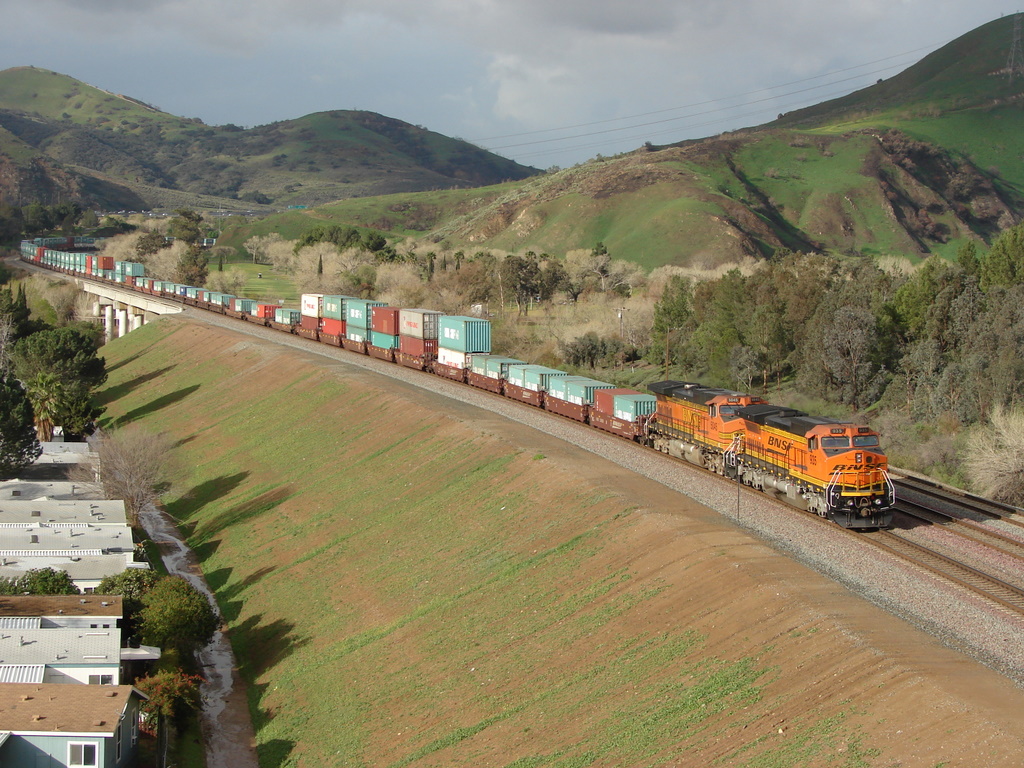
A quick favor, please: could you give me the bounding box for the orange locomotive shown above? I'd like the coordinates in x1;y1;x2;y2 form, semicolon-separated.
647;381;894;528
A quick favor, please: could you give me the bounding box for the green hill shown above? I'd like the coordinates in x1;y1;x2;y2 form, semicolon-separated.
0;67;538;210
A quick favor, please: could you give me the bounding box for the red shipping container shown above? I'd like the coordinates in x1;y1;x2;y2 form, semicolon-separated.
125;276;137;287
321;317;345;336
399;336;438;357
299;314;319;331
98;256;115;271
593;388;641;416
86;255;94;271
371;306;401;335
254;304;276;319
36;247;45;261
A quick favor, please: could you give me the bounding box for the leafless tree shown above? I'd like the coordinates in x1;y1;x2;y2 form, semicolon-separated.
0;316;13;378
71;427;178;527
965;406;1024;505
244;233;283;265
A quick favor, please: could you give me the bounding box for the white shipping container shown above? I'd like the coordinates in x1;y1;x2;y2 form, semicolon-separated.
301;293;324;318
437;347;471;369
399;308;443;339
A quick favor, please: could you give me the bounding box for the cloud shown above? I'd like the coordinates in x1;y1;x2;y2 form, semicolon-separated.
0;0;1016;165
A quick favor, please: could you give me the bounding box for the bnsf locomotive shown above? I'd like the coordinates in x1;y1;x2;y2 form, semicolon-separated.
647;382;894;528
21;238;895;529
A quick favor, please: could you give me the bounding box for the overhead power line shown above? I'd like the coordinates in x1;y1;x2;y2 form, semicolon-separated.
471;42;940;147
474;39;949;163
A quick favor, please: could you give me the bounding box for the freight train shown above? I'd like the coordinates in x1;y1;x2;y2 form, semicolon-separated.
20;238;895;529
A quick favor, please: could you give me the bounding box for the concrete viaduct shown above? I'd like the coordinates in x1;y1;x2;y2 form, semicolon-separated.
75;277;183;341
9;256;183;341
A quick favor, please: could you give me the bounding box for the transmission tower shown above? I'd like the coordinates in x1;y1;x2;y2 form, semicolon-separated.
1007;13;1024;84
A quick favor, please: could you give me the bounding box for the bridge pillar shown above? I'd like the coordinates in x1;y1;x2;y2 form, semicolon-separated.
103;305;115;342
116;307;129;339
130;311;144;332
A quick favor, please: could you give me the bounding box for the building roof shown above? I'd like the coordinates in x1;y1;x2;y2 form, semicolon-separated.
0;683;145;735
0;521;132;554
0;627;121;667
0;499;127;526
0;553;142;586
0;596;122;620
33;443;93;466
0;481;102;502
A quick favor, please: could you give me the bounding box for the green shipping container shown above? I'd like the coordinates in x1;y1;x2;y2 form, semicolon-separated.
346;299;386;328
565;378;616;406
322;295;355;321
613;394;658;421
438;316;491;353
483;356;526;380
370;331;399;349
545;376;594;402
519;366;570;392
275;308;300;324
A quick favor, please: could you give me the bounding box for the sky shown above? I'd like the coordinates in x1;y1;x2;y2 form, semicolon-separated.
0;1;1019;169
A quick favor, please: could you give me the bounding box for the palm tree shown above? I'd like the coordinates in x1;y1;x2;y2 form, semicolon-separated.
24;372;64;442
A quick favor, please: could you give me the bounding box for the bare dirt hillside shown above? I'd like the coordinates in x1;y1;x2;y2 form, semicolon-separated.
99;317;1024;767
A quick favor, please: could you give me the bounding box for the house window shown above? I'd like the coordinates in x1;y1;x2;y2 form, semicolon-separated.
88;674;114;685
69;742;98;767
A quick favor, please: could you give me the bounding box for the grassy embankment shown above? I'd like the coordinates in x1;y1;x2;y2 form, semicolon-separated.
97;318;896;767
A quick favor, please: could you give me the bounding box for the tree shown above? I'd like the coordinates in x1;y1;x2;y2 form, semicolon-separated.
135;669;204;730
0;567;81;595
499;254;541;315
23;372;64;442
83;427;177;526
244;233;283;265
135;231;170;260
204;268;247;296
97;568;161;617
139;576;218;656
0;285;32;340
176;244;209;286
167;209;203;245
965;406;1024;504
649;275;693;367
980;222;1024;290
11;327;106;436
97;568;161;638
0;378;41;478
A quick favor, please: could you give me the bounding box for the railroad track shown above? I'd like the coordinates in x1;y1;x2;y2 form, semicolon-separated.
895;497;1024;565
894;474;1024;530
859;529;1024;616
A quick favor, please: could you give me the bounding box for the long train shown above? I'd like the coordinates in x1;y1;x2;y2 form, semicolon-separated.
19;239;895;529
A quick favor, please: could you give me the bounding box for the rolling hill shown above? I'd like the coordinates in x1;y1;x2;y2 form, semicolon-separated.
236;15;1024;269
0;67;538;210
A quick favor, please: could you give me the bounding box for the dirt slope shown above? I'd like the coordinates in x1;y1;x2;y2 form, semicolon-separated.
98;317;1024;767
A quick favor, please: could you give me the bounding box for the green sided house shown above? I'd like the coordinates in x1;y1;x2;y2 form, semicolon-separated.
0;683;146;767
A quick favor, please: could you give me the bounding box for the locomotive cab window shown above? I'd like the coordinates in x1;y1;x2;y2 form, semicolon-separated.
821;436;850;449
821;436;851;455
853;435;879;447
718;405;739;420
808;437;817;450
